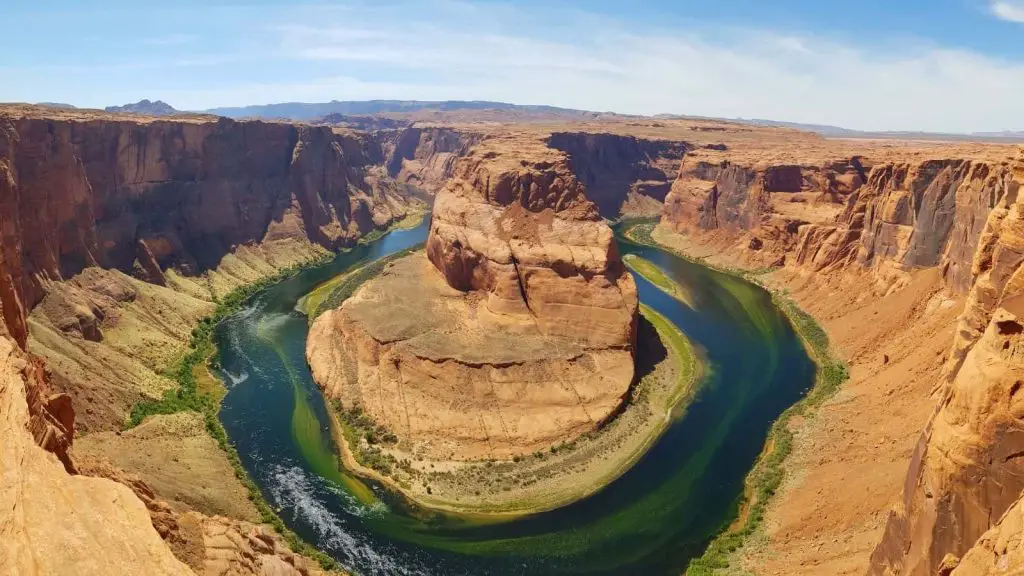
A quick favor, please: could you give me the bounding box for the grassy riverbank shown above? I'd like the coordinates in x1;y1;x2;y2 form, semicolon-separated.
325;302;702;517
624;253;695;307
126;253;341;571
124;214;429;571
297;245;419;321
622;221;849;576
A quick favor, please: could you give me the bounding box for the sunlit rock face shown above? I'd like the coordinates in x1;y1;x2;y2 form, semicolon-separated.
308;136;638;460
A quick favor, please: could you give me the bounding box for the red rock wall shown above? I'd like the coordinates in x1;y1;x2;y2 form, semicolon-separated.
661;153;1024;574
425;143;638;351
0;114;413;345
546;132;688;218
376;126;480;193
662;157;1013;293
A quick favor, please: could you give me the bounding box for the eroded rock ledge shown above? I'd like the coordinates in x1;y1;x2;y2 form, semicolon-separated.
308;135;638;461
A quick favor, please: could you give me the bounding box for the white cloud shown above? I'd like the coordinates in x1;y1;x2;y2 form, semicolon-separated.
992;1;1024;22
11;1;1024;132
234;3;1024;132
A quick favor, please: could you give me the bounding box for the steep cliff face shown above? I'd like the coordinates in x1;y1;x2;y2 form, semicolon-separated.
375;126;480;193
663;155;1015;293
308;135;638;463
0;112;413;346
546;132;688;218
660;148;1024;574
869;165;1024;575
0;336;192;576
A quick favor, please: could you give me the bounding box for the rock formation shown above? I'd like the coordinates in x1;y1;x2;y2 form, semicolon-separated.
0;336;192;575
308;134;638;460
868;164;1024;575
376;126;480;193
547;132;688;217
657;137;1024;574
0;108;413;345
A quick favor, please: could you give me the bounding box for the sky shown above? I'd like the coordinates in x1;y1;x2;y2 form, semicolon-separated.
5;0;1024;132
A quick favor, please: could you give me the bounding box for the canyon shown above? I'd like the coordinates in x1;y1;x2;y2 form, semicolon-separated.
3;99;1024;575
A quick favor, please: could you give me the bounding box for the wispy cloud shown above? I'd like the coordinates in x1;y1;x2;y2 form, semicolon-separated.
233;2;1024;132
10;0;1024;132
991;1;1024;22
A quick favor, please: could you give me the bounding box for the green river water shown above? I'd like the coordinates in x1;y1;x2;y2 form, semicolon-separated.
214;219;816;575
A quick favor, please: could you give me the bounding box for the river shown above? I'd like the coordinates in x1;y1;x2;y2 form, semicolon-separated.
213;218;816;575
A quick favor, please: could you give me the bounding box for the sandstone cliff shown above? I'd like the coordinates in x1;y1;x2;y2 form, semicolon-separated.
547;132;687;218
869;163;1024;575
657;138;1024;574
0;105;422;575
0;107;413;349
0;336;192;575
308;133;638;462
376;125;480;193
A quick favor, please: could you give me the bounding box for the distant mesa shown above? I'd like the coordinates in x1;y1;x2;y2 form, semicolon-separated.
205;99;601;121
104;99;179;116
35;102;77;109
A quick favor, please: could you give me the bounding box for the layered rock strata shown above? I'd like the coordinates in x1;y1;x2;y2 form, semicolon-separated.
376;126;481;193
547;132;688;218
0;109;413;347
309;136;638;460
658;143;1024;574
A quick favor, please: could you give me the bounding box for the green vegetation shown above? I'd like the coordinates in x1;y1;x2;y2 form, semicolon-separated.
678;277;848;575
639;303;699;413
620;219;850;574
625;254;696;308
125;254;342;571
625;221;657;245
333;401;403;477
303;247;419;321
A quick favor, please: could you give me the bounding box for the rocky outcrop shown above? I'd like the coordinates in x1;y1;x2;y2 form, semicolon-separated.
0;336;192;575
951;492;1024;575
308;255;635;460
308;136;638;461
375;126;480;193
659;147;1024;574
80;460;335;576
425;140;638;349
547;132;688;218
869;165;1024;575
0;110;413;344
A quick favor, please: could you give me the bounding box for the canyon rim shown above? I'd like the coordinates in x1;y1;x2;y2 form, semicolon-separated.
4;39;1024;576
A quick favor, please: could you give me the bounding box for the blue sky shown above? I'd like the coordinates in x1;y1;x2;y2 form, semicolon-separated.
5;0;1024;132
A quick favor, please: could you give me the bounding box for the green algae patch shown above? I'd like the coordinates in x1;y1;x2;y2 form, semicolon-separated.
625;254;696;308
627;222;851;576
298;247;419;322
639;303;700;418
